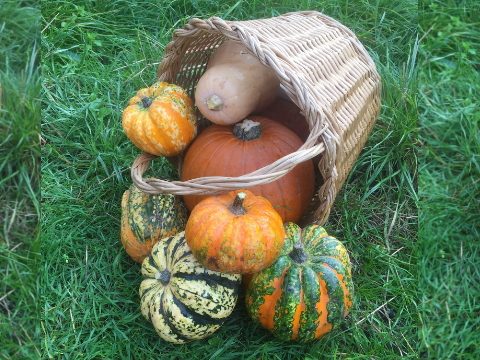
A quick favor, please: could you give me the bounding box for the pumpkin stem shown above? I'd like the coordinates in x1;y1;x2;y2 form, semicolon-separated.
206;94;224;111
289;241;308;264
233;119;261;141
141;96;152;108
229;192;247;215
155;269;171;285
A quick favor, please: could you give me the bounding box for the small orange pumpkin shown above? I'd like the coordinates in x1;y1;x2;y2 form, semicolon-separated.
185;190;285;274
122;82;197;156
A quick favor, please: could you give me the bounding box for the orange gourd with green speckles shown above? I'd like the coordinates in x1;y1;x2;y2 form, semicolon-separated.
245;222;354;342
122;82;197;156
184;190;285;274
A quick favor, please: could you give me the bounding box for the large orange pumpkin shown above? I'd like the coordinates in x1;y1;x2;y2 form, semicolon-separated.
181;116;315;223
185;190;285;274
122;82;197;156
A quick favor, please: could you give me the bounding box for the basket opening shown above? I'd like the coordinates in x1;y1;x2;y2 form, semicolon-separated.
148;13;381;225
159;34;328;225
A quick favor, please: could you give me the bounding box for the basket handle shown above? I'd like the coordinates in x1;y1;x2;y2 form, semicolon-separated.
131;140;325;196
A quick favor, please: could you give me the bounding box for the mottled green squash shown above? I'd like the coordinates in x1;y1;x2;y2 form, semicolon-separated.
139;232;241;343
121;181;188;263
245;222;354;342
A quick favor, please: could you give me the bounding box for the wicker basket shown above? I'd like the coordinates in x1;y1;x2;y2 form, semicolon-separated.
131;11;381;226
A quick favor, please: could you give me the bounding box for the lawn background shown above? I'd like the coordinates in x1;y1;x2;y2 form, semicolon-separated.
0;1;41;359
39;0;418;358
0;0;471;358
418;0;480;358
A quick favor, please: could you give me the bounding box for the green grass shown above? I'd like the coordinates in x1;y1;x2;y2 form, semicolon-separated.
0;1;41;359
418;0;480;358
40;0;417;358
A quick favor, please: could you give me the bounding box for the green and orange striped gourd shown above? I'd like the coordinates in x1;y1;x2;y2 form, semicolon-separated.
121;182;188;263
245;222;354;342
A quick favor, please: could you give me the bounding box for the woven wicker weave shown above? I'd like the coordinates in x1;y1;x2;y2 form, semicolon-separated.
131;11;381;226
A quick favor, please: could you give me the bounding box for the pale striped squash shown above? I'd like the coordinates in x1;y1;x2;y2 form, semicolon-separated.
139;232;241;343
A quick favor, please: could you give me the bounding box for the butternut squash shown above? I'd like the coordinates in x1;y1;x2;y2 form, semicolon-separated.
195;41;280;125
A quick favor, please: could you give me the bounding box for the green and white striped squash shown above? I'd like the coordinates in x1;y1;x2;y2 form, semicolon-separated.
139;231;241;344
121;181;188;263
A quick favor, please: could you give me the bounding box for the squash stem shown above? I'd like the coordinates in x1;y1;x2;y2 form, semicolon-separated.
229;192;247;215
155;269;171;285
206;95;224;111
289;242;308;264
233;119;261;141
141;96;152;108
